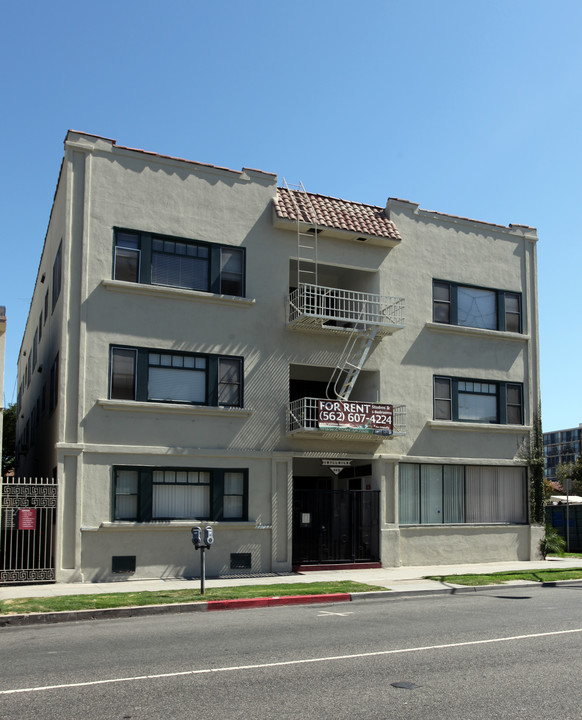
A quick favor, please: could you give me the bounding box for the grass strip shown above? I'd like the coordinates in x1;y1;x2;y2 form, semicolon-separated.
425;567;582;586
0;581;385;616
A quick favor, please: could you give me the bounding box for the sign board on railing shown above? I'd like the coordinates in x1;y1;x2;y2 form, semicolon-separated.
318;400;393;435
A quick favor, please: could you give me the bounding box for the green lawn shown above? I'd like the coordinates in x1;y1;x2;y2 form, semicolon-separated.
425;567;582;586
0;581;385;616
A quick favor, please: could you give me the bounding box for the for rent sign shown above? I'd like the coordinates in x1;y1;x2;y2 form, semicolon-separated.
318;400;393;435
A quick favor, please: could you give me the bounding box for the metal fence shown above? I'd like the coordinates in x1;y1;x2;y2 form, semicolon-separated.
288;397;407;436
289;284;405;332
1;477;58;584
546;504;582;552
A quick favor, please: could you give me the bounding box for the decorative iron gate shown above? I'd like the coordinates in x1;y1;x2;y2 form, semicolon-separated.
1;477;58;584
293;489;379;565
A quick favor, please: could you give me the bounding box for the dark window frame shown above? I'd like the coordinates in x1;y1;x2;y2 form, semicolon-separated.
49;353;59;414
52;242;62;312
113;466;249;522
433;375;524;425
433;280;522;333
109;345;244;408
113;228;246;298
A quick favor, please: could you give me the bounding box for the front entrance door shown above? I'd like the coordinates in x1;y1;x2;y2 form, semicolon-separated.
292;489;379;565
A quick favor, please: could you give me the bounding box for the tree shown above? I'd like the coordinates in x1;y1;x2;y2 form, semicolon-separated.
1;403;16;476
519;405;545;524
556;456;582;497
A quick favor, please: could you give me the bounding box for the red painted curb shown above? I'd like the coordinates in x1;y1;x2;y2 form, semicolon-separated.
207;593;351;611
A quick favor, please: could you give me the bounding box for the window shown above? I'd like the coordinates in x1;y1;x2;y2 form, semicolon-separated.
220;248;244;296
52;242;62;311
152;470;210;519
32;330;38;372
113;467;248;521
218;358;242;407
38;311;43;342
114;469;138;520
44;290;49;324
113;229;245;297
110;348;137;400
49;353;59;412
114;232;140;283
399;463;526;525
223;472;245;519
148;353;207;404
110;346;243;408
434;376;523;425
433;281;521;332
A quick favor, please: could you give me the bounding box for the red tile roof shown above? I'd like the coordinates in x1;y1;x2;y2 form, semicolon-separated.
275;187;401;241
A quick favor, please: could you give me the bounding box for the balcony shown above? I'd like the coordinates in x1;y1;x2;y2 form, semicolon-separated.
288;397;407;440
288;284;405;335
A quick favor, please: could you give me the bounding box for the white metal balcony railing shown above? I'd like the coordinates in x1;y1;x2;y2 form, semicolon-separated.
288;284;405;335
287;397;407;438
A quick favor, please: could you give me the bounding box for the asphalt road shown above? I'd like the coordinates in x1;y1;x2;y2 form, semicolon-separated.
1;583;581;719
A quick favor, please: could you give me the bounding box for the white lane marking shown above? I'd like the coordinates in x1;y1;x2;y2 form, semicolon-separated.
2;627;582;696
318;610;354;617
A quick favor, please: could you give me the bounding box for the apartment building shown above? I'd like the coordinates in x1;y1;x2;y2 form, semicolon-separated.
15;131;542;582
544;424;582;483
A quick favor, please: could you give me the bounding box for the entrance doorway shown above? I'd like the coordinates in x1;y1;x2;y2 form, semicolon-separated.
292;486;379;565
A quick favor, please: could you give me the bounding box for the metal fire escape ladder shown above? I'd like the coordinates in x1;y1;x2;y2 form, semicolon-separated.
283;179;319;288
327;323;379;401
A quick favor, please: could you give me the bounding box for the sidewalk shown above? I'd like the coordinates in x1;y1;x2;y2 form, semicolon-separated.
2;557;581;603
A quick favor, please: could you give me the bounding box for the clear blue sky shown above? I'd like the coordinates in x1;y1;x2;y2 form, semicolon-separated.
1;0;580;433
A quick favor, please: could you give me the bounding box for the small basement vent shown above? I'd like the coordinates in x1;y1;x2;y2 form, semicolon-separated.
112;555;136;574
230;553;252;570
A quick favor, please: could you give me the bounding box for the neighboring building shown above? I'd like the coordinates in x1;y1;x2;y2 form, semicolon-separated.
15;131;542;583
0;305;6;467
544;424;582;483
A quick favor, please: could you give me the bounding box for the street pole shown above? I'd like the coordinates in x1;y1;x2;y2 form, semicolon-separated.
566;477;571;553
200;546;206;595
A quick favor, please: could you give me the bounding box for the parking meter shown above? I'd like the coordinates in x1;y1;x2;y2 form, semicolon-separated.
204;526;214;546
191;526;202;549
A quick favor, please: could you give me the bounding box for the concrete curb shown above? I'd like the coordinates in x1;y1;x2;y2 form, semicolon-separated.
0;592;353;627
1;579;579;627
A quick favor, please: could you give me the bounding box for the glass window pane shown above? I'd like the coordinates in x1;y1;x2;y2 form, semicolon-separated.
152;250;208;291
443;466;465;523
114;247;140;282
115;470;138;520
116;232;139;249
221;248;243;273
458;286;496;329
111;348;136;400
218;358;241;407
148;367;206;403
224;495;243;519
153;484;210;519
505;293;519;313
435;399;451;420
116;470;138;494
398;464;420;524
458;391;497;422
220;248;243;296
225;472;244;494
433;302;450;323
421;465;443;523
433;282;450;301
435;378;451;398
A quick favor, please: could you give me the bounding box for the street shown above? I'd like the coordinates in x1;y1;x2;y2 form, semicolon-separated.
1;583;581;719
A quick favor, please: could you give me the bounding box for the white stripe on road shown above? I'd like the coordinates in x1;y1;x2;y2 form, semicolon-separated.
2;627;582;696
